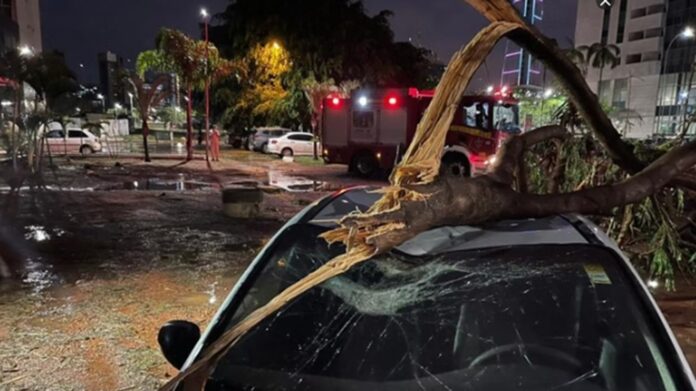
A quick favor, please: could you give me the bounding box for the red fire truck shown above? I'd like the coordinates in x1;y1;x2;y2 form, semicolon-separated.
321;88;520;177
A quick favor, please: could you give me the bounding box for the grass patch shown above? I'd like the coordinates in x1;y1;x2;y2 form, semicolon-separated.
293;156;326;166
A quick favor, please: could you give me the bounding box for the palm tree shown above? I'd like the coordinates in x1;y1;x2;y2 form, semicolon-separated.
0;49;77;171
587;43;621;94
127;74;172;162
138;29;233;161
564;45;591;76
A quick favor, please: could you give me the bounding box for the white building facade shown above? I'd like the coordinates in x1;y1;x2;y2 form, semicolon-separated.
575;0;696;139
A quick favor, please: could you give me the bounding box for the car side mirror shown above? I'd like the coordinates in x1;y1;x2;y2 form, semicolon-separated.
158;320;200;369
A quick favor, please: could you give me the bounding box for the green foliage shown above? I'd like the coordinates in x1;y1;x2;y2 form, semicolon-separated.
514;88;565;129
212;0;437;87
157;106;186;128
207;0;440;130
526;136;694;287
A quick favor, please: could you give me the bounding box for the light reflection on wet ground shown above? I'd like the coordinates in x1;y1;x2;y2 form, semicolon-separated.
0;155;380;389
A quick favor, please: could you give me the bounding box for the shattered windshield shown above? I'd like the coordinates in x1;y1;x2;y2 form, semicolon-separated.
203;224;683;391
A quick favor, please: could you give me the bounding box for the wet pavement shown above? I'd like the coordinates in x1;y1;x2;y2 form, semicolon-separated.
0;151;380;390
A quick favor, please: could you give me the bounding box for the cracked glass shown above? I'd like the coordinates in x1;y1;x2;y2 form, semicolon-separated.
201;224;684;391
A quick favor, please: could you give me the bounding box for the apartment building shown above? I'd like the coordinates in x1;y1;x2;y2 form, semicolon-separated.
0;0;42;53
575;0;696;138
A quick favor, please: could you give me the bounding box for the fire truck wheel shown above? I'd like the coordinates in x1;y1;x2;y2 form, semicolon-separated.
353;153;377;177
441;154;471;177
281;148;294;157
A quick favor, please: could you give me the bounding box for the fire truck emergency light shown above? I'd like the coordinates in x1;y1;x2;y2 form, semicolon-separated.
358;96;368;107
331;97;341;106
387;96;398;107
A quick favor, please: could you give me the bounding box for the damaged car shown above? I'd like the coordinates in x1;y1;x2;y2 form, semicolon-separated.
158;188;696;391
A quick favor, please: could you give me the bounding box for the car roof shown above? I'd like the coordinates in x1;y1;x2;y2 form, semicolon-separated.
309;188;592;255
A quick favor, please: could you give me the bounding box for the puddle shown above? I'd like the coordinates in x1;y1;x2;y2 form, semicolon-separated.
100;177;214;192
267;171;331;192
24;225;66;242
120;179;212;191
22;257;63;294
0;185;95;193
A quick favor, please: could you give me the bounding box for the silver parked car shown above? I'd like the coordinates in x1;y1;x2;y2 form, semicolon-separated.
44;128;102;155
248;127;292;152
159;188;696;391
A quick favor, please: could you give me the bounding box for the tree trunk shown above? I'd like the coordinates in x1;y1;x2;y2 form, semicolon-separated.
597;65;604;101
142;119;151;163
186;87;193;161
11;88;20;172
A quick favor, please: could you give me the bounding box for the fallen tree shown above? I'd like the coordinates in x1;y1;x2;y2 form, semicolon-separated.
161;1;696;389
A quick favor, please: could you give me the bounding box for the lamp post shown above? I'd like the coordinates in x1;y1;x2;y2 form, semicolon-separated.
656;26;694;134
127;92;134;115
96;94;105;113
201;7;211;163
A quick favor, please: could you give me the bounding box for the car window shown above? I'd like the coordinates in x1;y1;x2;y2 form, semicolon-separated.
271;130;285;137
494;104;521;134
68;130;87;138
46;130;64;138
204;241;685;391
288;134;313;141
353;111;375;128
462;101;490;130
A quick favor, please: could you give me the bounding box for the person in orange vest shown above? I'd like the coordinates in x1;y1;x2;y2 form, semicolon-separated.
209;125;221;162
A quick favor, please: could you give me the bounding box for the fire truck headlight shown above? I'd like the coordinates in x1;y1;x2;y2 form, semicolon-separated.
376;152;382;160
486;155;498;165
323;149;329;156
358;96;368;107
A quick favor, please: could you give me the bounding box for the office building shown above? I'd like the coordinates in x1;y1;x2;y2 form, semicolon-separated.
98;51;126;108
501;0;545;87
0;0;42;53
575;0;696;138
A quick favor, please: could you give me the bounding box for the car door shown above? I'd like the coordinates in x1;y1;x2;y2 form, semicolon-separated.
44;130;66;155
284;134;301;154
67;130;86;154
297;134;314;155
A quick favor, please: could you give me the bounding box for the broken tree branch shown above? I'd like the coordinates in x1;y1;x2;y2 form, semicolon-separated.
463;0;645;175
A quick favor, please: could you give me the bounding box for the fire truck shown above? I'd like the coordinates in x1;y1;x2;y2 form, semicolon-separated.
321;88;520;177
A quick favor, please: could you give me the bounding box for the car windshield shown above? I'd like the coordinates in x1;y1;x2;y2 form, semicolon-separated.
200;224;684;391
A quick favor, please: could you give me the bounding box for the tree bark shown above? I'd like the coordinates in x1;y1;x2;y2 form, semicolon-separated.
142;119;151;163
186;87;193;161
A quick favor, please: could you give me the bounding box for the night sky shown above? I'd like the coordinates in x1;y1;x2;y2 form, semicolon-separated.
41;0;579;86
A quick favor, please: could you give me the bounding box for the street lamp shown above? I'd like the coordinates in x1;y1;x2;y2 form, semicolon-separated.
18;45;33;57
656;26;695;133
201;6;212;161
127;92;134;114
96;93;105;112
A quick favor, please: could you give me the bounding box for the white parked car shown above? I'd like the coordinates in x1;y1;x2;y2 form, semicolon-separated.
44;128;102;155
266;132;320;157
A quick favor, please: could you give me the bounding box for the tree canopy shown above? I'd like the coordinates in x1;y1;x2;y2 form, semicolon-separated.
210;0;438;87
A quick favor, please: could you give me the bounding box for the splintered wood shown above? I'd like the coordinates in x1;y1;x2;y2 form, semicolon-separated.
160;18;526;391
